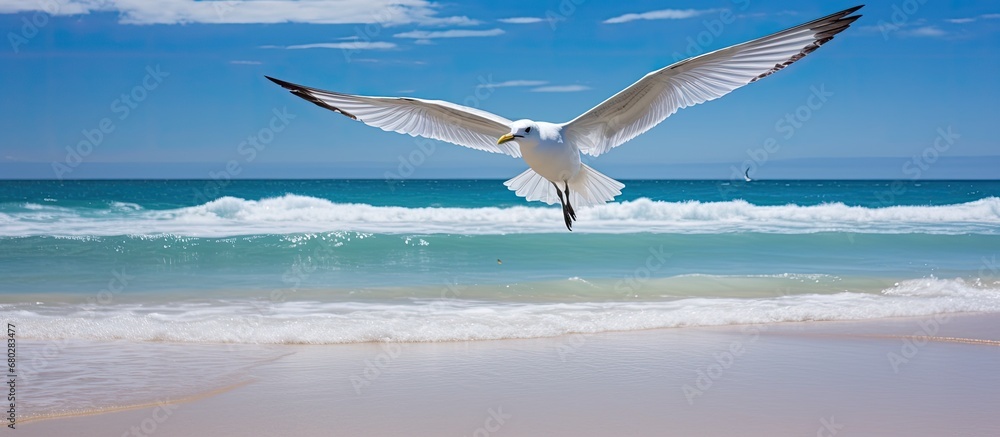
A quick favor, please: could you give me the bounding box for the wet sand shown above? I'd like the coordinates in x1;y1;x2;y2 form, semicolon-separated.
19;313;1000;436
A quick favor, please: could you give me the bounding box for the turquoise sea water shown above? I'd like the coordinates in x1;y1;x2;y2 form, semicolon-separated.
2;179;1000;344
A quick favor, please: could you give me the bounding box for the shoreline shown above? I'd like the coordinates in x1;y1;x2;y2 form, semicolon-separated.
17;312;1000;436
17;379;253;425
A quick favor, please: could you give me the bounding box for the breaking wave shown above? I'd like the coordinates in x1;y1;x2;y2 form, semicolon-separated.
1;195;998;236
6;278;1000;344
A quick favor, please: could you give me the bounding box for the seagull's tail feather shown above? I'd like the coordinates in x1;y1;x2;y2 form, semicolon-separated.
568;164;625;208
504;168;560;205
503;165;625;208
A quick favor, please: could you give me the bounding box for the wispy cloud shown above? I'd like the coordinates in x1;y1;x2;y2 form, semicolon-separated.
738;10;798;19
263;42;397;50
352;58;427;65
946;13;1000;24
230;60;262;65
861;18;954;39
0;0;479;26
900;26;947;38
498;17;545;24
604;8;722;24
477;80;548;89
531;85;591;93
394;28;505;39
471;80;586;92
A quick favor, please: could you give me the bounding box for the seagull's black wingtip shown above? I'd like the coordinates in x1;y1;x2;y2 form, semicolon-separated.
265;75;299;91
265;75;361;121
843;5;864;21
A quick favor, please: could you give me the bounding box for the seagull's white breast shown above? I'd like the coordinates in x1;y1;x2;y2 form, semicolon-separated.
520;123;581;183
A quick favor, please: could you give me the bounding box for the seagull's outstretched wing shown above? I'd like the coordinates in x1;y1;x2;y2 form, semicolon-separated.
266;76;520;157
562;5;863;157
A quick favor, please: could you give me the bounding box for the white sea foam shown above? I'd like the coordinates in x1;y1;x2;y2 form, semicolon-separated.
109;201;143;211
1;195;999;236
6;278;999;344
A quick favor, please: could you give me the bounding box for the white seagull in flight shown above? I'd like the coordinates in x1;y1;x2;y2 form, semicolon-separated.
267;6;862;230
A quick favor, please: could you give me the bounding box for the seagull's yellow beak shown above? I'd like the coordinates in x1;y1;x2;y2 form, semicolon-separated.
497;133;515;145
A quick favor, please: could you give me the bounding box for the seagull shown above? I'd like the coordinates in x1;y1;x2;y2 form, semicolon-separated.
266;6;862;231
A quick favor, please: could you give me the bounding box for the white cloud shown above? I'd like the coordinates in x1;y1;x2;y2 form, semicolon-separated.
498;17;545;24
901;26;947;38
861;19;952;39
394;28;504;39
477;80;548;89
469;80;589;92
230;60;262;65
352;58;426;65
531;85;590;93
414;39;434;45
0;0;479;26
604;8;722;24
266;42;397;50
945;13;1000;24
0;0;92;15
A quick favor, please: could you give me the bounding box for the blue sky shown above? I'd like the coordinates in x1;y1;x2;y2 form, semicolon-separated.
0;0;997;179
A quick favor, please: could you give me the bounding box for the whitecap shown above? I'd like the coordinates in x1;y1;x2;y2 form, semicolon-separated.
0;195;998;237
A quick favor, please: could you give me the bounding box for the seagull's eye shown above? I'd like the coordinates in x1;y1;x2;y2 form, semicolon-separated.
525;127;531;133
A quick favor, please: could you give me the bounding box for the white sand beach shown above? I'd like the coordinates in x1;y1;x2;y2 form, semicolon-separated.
18;313;1000;436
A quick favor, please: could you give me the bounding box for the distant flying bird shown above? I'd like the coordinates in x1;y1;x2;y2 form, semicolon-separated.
267;6;862;231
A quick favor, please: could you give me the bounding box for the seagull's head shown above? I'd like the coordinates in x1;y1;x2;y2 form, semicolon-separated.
497;120;540;146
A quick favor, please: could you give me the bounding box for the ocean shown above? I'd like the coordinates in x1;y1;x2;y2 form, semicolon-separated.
2;179;1000;345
